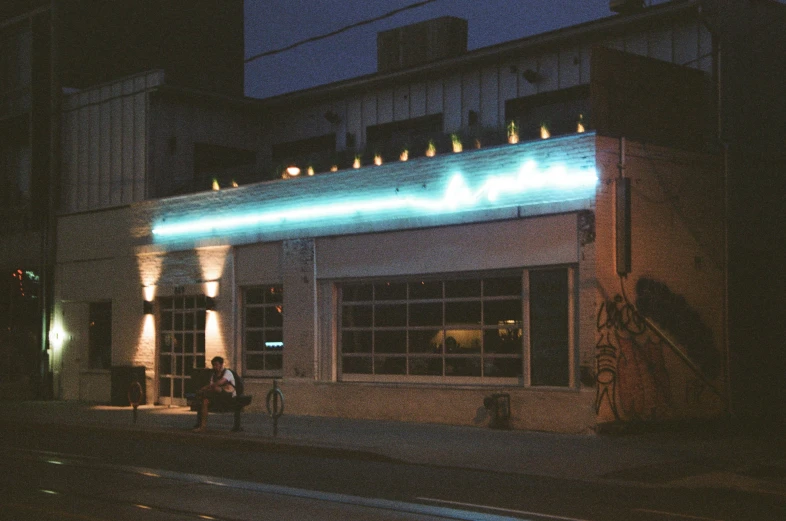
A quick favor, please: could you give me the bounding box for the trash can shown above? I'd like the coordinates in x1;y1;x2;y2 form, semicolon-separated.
110;366;146;406
483;392;511;429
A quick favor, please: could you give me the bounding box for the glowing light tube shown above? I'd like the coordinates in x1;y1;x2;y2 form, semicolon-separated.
152;161;597;240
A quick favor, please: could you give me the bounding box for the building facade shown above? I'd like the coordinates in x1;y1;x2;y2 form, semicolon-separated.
0;0;244;397
48;0;785;431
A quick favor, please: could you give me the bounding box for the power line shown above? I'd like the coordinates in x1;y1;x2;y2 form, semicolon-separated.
245;0;440;64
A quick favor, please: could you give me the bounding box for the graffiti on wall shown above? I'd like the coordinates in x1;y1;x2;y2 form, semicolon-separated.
594;295;671;421
595;279;720;422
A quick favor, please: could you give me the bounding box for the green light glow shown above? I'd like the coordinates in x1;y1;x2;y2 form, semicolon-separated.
152;161;597;239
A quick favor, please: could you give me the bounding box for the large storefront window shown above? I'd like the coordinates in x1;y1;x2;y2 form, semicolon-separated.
243;285;283;376
158;295;206;403
339;268;572;385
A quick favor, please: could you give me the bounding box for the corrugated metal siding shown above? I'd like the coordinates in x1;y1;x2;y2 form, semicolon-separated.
269;18;712;152
61;70;163;213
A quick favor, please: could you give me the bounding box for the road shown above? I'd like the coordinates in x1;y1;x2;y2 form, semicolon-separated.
1;422;784;521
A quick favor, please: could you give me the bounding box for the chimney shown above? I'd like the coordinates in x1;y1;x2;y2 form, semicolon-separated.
377;17;468;73
609;0;645;14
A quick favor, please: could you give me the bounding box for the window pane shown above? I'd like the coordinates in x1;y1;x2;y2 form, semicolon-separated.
265;306;284;327
445;329;481;353
445;301;480;325
484;357;523;377
445;279;480;298
342;330;372;354
266;354;283;370
343;356;372;374
196;310;206;329
530;268;570;386
484;299;522;326
196;334;205;353
409;302;442;326
160;311;172;329
159;377;171;397
184;312;194;330
247;354;265;370
247;330;264;351
174;313;183;330
342;304;372;327
265;285;283;304
375;281;406;300
246;287;265;304
161;333;173;352
409;329;442;353
343;283;372;302
409;280;441;299
375;303;406;327
484;276;522;296
376;330;407;353
159;354;172;375
266;329;283;344
484;328;522;354
375;356;406;374
246;307;264;328
409;357;442;376
446;357;481;376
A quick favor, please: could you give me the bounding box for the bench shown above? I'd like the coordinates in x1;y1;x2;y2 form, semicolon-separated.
186;368;252;432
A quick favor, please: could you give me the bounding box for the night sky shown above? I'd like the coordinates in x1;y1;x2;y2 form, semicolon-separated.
243;0;671;99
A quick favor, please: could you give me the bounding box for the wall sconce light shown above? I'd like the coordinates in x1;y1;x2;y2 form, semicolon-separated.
286;165;301;177
205;296;216;311
143;301;154;315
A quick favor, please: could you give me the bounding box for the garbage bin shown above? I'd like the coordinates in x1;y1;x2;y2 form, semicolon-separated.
483;392;511;429
110;366;146;406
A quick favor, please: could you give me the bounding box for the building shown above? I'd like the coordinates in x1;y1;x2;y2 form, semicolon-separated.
49;0;785;432
0;0;244;396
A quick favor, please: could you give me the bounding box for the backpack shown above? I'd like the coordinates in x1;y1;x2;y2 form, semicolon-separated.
228;368;244;396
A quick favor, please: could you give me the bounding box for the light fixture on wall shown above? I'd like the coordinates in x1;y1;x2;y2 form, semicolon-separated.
143;301;154;315
286;165;301;177
205;296;216;312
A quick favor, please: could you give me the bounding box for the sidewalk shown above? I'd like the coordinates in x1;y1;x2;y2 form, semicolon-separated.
2;400;785;497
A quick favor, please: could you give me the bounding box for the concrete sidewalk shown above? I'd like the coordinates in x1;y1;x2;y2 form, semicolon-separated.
2;400;785;498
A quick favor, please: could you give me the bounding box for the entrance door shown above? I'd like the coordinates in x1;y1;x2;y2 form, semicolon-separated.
158;295;207;405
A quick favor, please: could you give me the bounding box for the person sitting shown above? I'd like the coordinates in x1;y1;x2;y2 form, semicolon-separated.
193;356;236;432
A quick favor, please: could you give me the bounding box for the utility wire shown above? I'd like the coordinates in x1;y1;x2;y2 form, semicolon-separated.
245;0;440;63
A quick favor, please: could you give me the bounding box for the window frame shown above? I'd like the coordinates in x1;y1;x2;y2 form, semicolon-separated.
336;267;576;387
242;284;284;377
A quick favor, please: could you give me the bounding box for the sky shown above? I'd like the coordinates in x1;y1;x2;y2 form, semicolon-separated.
243;0;671;99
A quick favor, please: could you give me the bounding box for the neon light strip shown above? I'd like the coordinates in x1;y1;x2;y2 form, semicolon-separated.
152;161;597;238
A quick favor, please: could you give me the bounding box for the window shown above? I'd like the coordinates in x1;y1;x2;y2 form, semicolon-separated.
529;268;570;386
366;113;443;161
88;302;112;370
243;285;283;375
339;268;573;385
505;85;590;141
158;296;206;401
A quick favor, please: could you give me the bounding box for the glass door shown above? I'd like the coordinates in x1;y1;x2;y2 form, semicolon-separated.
157;295;206;405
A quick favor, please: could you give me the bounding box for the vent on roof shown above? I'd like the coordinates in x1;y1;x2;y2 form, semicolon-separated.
610;0;645;14
377;17;467;73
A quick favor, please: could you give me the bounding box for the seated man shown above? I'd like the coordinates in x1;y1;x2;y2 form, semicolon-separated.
193;356;236;432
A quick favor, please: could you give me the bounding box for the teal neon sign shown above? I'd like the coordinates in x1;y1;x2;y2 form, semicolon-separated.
152;160;597;239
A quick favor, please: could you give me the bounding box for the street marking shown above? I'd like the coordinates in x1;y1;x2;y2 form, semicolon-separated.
418;497;595;521
632;509;724;521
